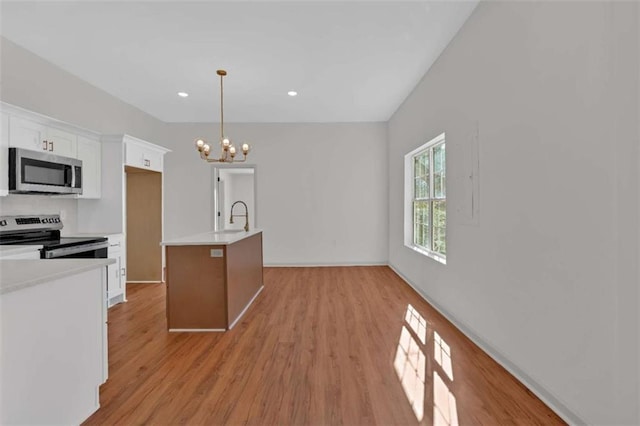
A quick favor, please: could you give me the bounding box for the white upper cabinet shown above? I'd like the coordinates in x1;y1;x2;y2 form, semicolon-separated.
8;116;48;152
45;127;77;158
76;136;101;199
0;112;8;196
9;116;77;157
2;102;102;199
124;136;168;172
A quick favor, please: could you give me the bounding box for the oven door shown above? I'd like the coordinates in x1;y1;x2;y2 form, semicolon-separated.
43;241;108;259
9;148;83;195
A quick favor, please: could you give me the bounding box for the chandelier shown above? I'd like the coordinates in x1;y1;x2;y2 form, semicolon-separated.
195;70;250;163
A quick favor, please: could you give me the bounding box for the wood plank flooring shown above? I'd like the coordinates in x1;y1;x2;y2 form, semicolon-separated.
84;266;564;425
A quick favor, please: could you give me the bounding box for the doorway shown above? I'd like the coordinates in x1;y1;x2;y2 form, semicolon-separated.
213;165;257;231
125;166;163;282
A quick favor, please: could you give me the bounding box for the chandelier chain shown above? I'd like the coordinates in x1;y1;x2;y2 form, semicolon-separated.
220;71;224;142
193;69;251;163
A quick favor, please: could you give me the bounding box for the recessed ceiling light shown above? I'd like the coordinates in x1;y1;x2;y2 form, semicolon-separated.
177;92;189;98
287;91;298;97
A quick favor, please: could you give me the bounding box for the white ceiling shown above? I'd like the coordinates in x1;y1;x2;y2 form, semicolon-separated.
0;1;478;123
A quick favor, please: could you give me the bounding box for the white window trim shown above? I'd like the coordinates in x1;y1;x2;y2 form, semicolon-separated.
404;132;446;265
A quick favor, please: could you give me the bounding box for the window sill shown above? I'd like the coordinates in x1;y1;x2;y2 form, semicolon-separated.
405;243;447;265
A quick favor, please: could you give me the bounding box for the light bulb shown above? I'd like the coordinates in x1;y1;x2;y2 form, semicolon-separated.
195;139;205;150
203;144;210;155
229;146;236;157
242;143;250;154
222;138;230;148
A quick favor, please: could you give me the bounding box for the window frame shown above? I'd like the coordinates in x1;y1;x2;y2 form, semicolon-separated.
404;132;446;265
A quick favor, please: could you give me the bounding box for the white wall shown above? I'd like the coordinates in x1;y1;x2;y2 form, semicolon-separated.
388;2;639;424
0;36;388;267
164;123;388;265
0;36;167;233
0;37;166;142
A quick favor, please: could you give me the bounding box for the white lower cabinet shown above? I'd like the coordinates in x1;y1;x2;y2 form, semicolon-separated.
0;265;108;425
106;234;126;307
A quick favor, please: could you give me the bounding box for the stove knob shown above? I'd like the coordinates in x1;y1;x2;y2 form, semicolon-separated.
0;220;6;227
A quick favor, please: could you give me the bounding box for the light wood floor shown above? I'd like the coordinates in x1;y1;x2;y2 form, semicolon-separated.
84;266;564;425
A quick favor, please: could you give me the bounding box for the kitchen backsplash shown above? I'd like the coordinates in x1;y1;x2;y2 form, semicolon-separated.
0;195;78;235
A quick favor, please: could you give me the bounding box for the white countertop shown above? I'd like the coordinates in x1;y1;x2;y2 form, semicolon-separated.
0;245;43;258
0;258;115;295
161;229;262;246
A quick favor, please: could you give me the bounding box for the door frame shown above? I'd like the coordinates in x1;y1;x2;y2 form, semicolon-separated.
211;164;258;231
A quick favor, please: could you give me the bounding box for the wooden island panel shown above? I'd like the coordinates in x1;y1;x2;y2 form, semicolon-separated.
166;245;227;330
226;232;264;327
164;231;263;331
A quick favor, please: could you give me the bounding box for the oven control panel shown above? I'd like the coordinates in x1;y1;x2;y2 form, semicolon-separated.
0;215;63;232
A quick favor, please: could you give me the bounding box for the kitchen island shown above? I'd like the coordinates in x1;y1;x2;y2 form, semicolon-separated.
0;258;114;425
161;229;263;331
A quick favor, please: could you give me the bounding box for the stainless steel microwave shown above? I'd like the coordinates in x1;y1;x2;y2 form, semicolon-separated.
9;148;82;195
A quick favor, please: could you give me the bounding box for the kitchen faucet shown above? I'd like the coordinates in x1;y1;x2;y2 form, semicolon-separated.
230;200;250;232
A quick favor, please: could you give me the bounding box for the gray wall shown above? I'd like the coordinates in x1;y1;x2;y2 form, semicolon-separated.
387;2;639;424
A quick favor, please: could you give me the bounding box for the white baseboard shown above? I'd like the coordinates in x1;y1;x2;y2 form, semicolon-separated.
228;285;264;329
126;281;163;284
387;263;585;426
264;261;387;267
107;293;125;308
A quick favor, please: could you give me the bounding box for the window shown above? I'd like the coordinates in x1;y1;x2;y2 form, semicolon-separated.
404;133;446;263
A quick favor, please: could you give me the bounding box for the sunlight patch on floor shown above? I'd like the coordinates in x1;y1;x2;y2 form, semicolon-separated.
434;331;453;381
434;371;458;426
395;304;459;424
394;325;426;421
405;304;427;344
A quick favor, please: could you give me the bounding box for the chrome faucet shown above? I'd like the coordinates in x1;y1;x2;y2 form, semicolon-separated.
230;200;249;232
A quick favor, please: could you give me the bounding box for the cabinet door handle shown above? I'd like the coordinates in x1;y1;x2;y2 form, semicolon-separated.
42;140;48;150
144;159;150;167
49;141;54;151
121;267;126;276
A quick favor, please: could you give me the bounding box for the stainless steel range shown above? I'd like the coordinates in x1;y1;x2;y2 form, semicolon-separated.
0;214;108;259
